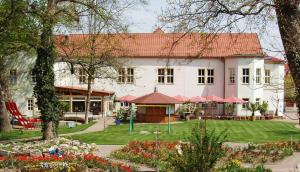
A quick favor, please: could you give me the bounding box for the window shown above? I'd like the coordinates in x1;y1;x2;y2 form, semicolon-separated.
256;98;260;106
158;68;174;84
79;68;87;84
256;68;261;84
242;98;249;109
27;99;34;111
166;69;174;83
10;69;17;85
158;68;165;84
198;69;205;84
31;70;36;84
118;68;134;84
242;68;250;84
207;69;214;84
229;68;235;84
265;69;271;84
126;68;134;84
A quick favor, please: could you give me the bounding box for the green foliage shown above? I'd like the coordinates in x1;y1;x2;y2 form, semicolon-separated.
258;101;268;116
225;104;235;115
116;108;126;120
169;122;227;172
285;74;297;102
218;162;272;172
247;103;259;117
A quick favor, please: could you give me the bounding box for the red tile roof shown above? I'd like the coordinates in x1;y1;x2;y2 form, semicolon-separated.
264;56;286;64
55;31;263;59
130;92;181;104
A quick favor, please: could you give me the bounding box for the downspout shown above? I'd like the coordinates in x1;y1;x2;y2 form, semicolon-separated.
223;58;226;115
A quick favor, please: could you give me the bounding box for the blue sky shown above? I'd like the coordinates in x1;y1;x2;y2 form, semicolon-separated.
125;1;284;58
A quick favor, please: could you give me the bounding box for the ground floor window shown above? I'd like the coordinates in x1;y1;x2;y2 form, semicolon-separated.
27;98;34;111
72;101;85;112
242;98;249;109
90;101;101;115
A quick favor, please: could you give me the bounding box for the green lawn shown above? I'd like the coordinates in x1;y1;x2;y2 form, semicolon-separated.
70;120;300;145
0;122;95;141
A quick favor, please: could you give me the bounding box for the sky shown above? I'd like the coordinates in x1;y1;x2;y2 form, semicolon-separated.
125;1;284;58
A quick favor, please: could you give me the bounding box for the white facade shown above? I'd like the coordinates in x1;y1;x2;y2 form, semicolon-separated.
54;57;285;116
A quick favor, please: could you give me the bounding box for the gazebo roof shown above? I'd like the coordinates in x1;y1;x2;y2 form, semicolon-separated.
130;92;180;104
115;95;137;102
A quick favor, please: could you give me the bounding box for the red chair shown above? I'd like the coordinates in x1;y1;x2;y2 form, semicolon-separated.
5;101;40;129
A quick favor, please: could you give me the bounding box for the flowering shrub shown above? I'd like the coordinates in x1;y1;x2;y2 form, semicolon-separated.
111;141;177;170
0;154;135;172
112;141;300;171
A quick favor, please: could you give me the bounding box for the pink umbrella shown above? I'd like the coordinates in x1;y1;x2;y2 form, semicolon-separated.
189;96;206;103
206;95;224;103
173;95;189;103
116;95;137;102
224;96;247;104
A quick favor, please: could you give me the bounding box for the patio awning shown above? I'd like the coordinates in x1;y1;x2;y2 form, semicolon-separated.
55;86;114;97
173;95;189;103
116;95;137;102
130;92;181;104
224;96;247;104
190;96;206;103
206;95;224;103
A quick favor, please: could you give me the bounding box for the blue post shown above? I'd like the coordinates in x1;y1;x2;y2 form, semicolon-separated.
129;106;134;133
168;106;170;134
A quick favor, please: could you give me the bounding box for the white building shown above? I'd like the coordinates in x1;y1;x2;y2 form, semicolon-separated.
11;29;285;117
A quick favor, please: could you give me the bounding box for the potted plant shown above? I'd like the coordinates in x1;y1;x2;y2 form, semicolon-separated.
247;102;259;121
115;109;124;126
258;101;268;116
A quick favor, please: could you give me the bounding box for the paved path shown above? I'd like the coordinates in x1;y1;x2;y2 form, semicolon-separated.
60;117;114;136
265;152;300;172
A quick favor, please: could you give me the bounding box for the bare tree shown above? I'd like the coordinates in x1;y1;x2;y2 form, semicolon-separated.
161;0;300;123
56;1;137;123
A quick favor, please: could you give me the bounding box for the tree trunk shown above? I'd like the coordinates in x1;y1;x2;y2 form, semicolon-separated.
0;68;11;132
33;23;59;140
275;1;300;124
85;75;92;124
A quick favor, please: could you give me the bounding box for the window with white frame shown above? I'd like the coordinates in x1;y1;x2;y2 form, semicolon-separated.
242;68;250;84
158;68;165;84
118;68;126;83
256;68;261;84
27;99;34;111
198;69;205;84
126;68;134;84
207;69;214;84
31;70;36;84
118;68;134;84
265;69;271;84
158;68;174;84
10;69;17;85
166;68;174;83
242;98;249;109
229;68;235;84
79;68;87;84
255;98;260;106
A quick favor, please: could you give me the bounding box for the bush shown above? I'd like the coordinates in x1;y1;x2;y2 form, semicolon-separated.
169;122;227;172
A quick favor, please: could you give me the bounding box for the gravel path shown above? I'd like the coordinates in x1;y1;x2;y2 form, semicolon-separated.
265;152;300;172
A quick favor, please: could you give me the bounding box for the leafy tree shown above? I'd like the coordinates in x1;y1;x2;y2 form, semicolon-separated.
285;73;296;103
162;0;300;123
169;122;226;172
258;101;269;116
0;0;37;132
247;102;259;118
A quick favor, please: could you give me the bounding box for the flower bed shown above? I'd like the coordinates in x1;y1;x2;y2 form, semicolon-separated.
111;141;177;170
0;154;135;172
111;141;300;171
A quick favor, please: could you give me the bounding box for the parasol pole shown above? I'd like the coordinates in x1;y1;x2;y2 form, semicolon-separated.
168;106;171;134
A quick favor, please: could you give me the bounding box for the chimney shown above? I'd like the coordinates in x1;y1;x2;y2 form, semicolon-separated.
154;86;158;93
153;27;164;34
